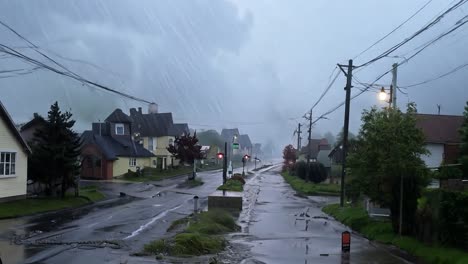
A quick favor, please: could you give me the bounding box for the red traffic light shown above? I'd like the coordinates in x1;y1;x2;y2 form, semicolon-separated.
243;155;250;160
217;153;224;159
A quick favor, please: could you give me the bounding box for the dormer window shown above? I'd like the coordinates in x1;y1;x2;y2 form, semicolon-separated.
115;123;125;135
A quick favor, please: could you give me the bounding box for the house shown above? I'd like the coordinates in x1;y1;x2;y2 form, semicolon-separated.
239;134;252;156
299;138;330;161
328;144;343;165
80;109;154;180
0;101;31;202
415;114;464;168
19;113;46;143
253;143;262;157
129;104;189;169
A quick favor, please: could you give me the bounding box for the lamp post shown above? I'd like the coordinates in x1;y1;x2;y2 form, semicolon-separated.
242;154;250;176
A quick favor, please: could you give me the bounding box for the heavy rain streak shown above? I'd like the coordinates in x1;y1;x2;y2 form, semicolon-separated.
0;1;468;264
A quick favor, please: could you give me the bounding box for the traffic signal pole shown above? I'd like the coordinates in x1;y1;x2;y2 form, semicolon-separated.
223;142;227;184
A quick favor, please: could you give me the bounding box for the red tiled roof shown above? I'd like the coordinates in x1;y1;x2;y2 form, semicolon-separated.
415;114;464;144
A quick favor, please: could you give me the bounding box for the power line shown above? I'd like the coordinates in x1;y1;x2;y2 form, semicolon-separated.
353;0;434;60
0;22;151;104
311;68;340;110
400;62;468;88
357;0;468;68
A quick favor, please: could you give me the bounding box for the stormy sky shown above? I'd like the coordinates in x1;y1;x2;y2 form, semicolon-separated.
0;0;467;153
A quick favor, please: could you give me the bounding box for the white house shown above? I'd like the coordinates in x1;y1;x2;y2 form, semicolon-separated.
0;101;31;202
415;114;464;168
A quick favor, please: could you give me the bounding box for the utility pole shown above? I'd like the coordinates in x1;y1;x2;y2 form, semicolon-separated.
392;63;403;236
296;123;302;150
338;59;353;207
305;110;313;182
392;63;398;109
223;142;227;184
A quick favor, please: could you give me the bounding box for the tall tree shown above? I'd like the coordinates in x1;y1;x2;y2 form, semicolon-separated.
167;132;203;165
347;103;429;235
29;102;81;198
197;130;224;149
459;101;468;176
335;129;356;147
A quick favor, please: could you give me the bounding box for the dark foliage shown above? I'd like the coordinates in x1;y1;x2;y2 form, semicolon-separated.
167;132;203;165
28;102;81;198
294;161;327;183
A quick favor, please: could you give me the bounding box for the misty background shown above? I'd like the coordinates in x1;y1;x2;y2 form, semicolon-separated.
0;0;467;155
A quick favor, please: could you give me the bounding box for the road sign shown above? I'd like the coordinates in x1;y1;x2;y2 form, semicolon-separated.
342;231;351;253
232;143;239;149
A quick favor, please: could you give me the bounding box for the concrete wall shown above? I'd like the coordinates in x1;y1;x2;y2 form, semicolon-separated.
113;157;152;176
422;143;444;168
0;118;28;200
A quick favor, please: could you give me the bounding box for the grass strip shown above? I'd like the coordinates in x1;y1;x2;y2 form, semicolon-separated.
217;179;243;192
0;186;105;219
281;172;340;196
144;209;239;257
323;204;468;264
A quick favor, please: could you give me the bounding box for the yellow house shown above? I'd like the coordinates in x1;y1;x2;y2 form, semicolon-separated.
130;105;189;169
0;101;31;202
80;109;155;180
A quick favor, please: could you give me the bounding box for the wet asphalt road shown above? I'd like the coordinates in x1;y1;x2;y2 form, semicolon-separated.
0;163;258;264
0;163;411;264
231;167;411;264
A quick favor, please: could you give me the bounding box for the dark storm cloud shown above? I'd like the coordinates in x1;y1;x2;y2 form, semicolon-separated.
0;0;253;130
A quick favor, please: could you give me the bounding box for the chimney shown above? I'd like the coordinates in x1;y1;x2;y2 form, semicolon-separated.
138;107;142;114
148;102;158;114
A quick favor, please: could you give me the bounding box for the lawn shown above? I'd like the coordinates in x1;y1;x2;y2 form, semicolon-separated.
323;204;468;264
281;172;340;196
0;186;105;219
123;167;193;182
144;209;239;257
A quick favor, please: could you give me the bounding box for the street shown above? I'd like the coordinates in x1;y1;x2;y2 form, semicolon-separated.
1;164;410;264
228;167;411;264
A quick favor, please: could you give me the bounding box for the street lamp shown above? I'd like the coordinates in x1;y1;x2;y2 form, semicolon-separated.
379;87;388;101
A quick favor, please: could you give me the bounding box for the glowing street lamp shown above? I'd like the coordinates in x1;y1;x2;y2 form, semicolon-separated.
379;87;388;101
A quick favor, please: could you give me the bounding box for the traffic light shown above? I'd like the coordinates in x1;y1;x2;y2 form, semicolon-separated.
217;152;224;159
242;154;250;162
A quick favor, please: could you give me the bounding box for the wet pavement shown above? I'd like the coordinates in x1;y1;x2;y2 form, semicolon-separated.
0;162;410;264
0;164;255;264
227;167;411;264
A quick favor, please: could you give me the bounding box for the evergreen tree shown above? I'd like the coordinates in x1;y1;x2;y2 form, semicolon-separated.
29;102;81;198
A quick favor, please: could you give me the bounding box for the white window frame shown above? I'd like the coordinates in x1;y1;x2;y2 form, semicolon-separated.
115;123;125;135
154;137;158;149
168;137;174;146
0;151;17;178
129;158;137;167
148;137;154;151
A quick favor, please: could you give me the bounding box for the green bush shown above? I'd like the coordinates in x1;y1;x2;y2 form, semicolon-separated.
436;165;463;180
230;174;246;185
419;189;468;250
294;161;327;183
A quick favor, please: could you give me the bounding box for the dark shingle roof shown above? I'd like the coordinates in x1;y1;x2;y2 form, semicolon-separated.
81;131;154;160
415;114;464;144
300;138;330;158
105;109;132;123
239;134;252;148
130;109;174;137
169;123;189;136
0;101;31;154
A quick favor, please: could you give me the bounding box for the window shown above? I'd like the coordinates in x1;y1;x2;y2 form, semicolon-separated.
148;137;155;151
115;123;125;135
129;158;137;167
169;138;174;146
0;152;16;177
